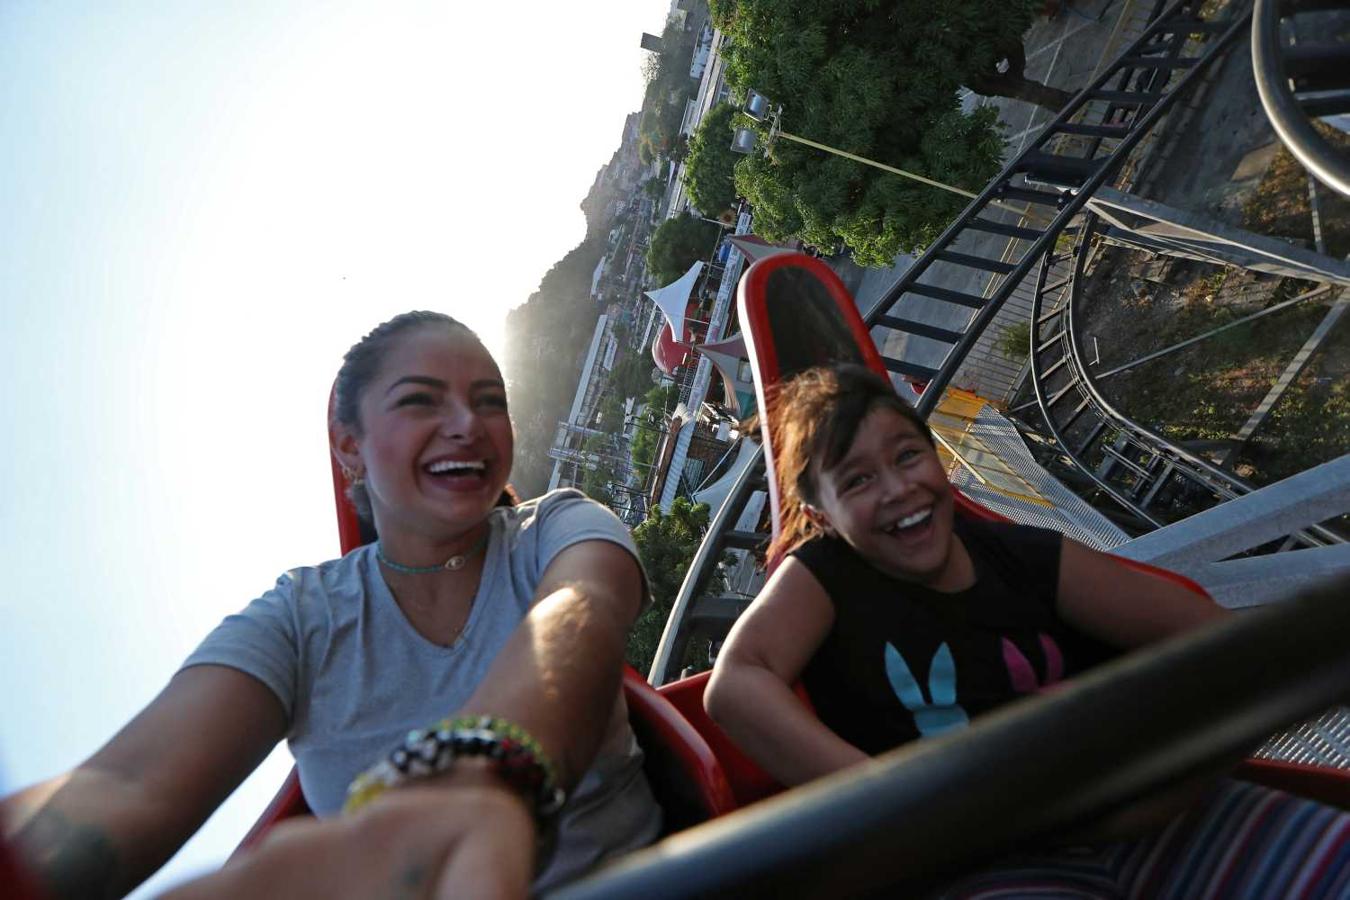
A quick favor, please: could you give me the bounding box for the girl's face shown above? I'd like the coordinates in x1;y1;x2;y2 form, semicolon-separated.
337;326;514;542
808;405;964;590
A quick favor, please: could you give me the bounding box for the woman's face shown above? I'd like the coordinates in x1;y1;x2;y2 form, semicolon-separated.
808;405;962;589
343;325;514;541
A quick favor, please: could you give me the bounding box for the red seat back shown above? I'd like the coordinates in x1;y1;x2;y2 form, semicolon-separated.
659;671;812;807
622;667;737;830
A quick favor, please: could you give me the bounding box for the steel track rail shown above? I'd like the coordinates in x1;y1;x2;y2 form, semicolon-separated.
859;2;1251;418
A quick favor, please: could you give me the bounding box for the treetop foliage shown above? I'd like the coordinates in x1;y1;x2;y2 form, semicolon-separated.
646;212;721;286
683;102;741;216
707;0;1035;264
625;497;713;674
638;15;700;165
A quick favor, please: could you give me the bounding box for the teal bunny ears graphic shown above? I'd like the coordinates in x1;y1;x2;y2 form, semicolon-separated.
884;642;969;737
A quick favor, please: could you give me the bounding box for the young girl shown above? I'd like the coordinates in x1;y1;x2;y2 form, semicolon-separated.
706;364;1350;898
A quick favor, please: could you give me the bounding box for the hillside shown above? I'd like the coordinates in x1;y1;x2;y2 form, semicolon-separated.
501;238;606;496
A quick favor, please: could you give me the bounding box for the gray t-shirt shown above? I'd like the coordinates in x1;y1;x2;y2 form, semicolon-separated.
183;488;662;890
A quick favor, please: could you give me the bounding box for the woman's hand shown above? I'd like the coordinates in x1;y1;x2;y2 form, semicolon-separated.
161;772;536;900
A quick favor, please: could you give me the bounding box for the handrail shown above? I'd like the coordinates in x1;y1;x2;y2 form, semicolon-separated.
554;575;1350;899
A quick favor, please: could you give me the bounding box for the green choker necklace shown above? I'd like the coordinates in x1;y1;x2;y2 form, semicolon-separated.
376;532;490;574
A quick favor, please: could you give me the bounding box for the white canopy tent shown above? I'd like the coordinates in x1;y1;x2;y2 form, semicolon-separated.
643;261;704;344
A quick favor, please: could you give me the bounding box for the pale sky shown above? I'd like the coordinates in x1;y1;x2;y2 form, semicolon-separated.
0;1;672;894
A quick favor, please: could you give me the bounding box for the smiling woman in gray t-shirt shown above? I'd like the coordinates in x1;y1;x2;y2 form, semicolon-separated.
3;311;661;900
184;488;661;889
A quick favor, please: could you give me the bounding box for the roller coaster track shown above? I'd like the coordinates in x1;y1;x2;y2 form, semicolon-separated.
1023;213;1344;543
649;1;1271;685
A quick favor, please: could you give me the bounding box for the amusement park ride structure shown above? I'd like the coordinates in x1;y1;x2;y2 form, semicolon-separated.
230;1;1350;897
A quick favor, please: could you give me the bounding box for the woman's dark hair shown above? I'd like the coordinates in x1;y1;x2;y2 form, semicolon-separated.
333;310;516;520
758;364;933;562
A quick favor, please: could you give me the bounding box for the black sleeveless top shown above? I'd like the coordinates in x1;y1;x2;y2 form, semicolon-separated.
791;518;1114;755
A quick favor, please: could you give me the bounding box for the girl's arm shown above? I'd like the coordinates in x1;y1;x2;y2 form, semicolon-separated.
2;666;286;899
1052;538;1234;842
705;558;867;787
164;538;645;900
1056;538;1228;649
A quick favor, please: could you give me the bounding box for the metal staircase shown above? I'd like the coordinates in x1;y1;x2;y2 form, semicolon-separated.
863;0;1251;414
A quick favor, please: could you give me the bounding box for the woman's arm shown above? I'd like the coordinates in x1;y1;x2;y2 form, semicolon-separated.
163;538;646;900
1056;539;1228;649
706;559;867;787
2;666;285;899
451;537;645;791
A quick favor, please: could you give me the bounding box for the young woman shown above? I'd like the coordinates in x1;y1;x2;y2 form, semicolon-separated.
2;311;660;899
706;364;1350;897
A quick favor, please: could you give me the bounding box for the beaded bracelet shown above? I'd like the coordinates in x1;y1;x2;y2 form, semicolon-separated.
343;715;566;826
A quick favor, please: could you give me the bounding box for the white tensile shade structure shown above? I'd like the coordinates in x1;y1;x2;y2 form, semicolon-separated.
693;332;755;417
644;261;704;345
691;437;761;513
727;234;794;265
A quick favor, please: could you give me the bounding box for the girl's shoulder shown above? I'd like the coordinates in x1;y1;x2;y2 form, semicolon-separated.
789;534;877;602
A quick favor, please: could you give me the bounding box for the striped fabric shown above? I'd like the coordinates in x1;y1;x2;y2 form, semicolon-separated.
935;781;1350;899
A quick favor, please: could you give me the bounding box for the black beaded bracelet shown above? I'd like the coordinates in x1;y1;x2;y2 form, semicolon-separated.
344;715;566;826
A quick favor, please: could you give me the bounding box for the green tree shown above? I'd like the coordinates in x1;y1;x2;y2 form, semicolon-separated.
712;0;1069;113
610;352;657;401
625;498;712;675
708;0;1057;264
684;102;741;216
642;177;667;203
646;213;720;285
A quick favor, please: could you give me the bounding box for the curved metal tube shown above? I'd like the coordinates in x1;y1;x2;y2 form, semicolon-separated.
1251;0;1350;198
647;445;765;686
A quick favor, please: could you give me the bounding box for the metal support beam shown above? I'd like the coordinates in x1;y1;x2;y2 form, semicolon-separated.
1115;453;1350;567
1087;187;1350;285
1187;543;1350;608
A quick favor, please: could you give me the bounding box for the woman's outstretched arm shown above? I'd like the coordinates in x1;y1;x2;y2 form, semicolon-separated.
706;558;867;787
164;538;646;900
2;666;285;899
